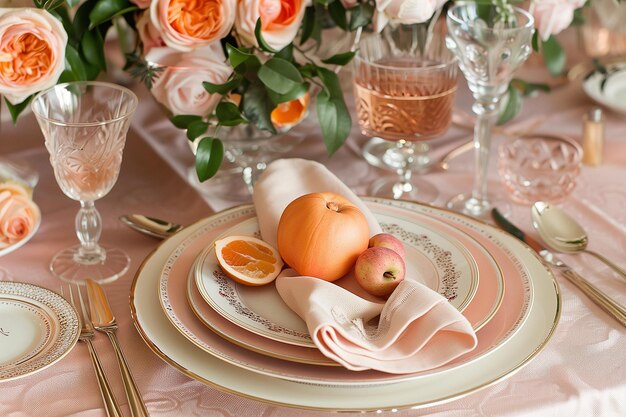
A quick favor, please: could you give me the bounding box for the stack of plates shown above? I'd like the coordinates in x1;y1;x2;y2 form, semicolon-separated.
130;198;560;412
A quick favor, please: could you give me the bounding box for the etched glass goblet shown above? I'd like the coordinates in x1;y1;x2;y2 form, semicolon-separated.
353;32;458;201
445;4;534;217
32;82;138;284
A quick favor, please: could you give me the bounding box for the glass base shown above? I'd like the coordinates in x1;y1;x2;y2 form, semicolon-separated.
362;137;431;171
370;177;438;203
447;193;511;221
50;245;130;284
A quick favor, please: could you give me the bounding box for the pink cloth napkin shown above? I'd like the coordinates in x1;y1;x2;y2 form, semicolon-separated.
253;158;477;373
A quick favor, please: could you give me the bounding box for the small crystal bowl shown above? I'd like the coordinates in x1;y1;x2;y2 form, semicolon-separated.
498;134;582;204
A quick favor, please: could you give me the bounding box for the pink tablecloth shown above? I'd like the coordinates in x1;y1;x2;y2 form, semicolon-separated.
1;41;626;416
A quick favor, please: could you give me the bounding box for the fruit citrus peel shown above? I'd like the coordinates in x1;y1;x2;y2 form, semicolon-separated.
215;235;283;286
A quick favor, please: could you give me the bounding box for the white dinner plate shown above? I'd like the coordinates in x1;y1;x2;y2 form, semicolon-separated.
131;200;559;410
0;282;80;382
195;210;479;348
582;63;626;115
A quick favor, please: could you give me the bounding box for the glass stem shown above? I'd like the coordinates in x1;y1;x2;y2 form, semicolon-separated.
75;200;105;264
393;140;415;199
470;100;499;205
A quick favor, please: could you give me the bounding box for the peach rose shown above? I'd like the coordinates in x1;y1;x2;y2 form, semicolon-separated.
0;187;39;249
146;45;232;116
137;11;165;54
150;0;236;52
533;0;586;41
0;8;67;105
374;0;447;32
235;0;311;51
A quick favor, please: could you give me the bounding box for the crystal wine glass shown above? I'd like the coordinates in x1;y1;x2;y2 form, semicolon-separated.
353;32;458;201
31;82;138;284
445;4;534;217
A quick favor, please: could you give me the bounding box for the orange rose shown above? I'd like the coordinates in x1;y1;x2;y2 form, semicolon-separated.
235;0;311;51
0;8;67;105
150;0;236;51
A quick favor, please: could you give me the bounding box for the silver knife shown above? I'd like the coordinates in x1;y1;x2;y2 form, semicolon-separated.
491;209;626;327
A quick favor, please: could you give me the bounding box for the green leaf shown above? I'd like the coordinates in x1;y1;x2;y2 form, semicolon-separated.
349;3;374;30
316;67;343;99
497;83;522;125
242;82;277;134
316;90;351;155
225;44;260;73
65;45;88;81
328;1;348;31
511;78;551;96
541;36;565;76
322;51;356;66
186;120;210;140
275;44;294;62
81;30;106;71
203;76;242;94
254;18;278;53
195;137;224;182
267;83;309;104
258;58;304;94
171;114;203;129
531;31;540;53
89;0;135;28
5;96;33;125
216;102;247;126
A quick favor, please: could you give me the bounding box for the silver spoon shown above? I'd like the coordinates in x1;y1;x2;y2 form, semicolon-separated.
119;214;183;239
531;202;626;282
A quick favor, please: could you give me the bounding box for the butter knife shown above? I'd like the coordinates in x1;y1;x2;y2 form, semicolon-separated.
87;279;151;417
491;209;626;327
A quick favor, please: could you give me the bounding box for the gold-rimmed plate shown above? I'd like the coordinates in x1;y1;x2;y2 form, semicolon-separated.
0;282;80;382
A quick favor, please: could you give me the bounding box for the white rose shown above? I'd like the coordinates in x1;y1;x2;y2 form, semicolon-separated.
533;0;586;41
375;0;447;32
146;45;232;116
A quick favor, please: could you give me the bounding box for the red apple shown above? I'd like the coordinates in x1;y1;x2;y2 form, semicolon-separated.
354;247;406;298
369;233;405;259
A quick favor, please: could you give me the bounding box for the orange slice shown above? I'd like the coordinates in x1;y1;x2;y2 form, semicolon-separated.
271;92;310;129
215;235;284;286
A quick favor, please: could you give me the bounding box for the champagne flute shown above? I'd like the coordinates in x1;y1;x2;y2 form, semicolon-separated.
445;4;534;217
353;32;458;201
32;82;138;284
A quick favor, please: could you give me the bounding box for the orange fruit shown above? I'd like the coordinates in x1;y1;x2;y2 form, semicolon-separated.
271;93;310;128
214;235;284;286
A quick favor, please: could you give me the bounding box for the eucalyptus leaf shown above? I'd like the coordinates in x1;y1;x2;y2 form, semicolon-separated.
171;114;203;129
195;137;224;182
541;36;566;76
186;120;210;140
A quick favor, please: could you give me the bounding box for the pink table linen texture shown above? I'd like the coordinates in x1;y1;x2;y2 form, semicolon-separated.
252;158;477;373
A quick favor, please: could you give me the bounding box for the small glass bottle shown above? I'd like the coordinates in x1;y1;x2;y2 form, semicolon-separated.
582;107;604;166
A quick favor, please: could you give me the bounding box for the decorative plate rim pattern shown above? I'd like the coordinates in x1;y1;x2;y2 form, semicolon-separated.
0;281;80;382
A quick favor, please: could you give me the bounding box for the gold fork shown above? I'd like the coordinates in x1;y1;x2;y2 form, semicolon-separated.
65;284;123;417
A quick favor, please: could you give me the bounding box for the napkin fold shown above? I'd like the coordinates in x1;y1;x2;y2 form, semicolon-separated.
253;158;477;374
